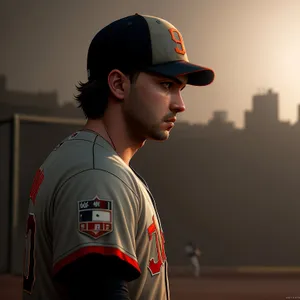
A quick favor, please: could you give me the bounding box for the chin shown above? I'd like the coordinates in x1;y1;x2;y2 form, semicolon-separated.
148;130;170;141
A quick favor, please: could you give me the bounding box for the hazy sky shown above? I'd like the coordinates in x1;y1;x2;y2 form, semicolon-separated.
1;0;300;128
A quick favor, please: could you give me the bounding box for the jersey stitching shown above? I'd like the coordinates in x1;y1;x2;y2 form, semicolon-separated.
92;135;98;168
60;138;112;152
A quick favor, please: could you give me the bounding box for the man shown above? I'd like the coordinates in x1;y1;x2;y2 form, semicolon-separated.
22;13;214;300
185;242;202;277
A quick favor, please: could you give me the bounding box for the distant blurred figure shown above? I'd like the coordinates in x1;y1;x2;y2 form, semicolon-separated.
185;241;202;277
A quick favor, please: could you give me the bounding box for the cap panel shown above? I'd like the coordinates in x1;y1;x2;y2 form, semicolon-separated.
142;15;189;65
87;14;152;81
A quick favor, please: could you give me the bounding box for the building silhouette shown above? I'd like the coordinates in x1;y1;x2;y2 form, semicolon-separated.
205;110;236;135
292;104;300;130
0;74;83;119
244;88;291;133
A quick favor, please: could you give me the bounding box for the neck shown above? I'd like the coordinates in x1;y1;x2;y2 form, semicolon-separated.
83;116;145;165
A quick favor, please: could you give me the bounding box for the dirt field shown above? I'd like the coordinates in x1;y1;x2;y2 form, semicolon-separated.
1;274;300;300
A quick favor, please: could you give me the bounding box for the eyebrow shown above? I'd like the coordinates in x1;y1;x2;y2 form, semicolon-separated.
160;75;187;86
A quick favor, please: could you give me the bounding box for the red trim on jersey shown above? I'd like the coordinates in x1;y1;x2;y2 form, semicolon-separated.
30;169;44;205
53;246;141;275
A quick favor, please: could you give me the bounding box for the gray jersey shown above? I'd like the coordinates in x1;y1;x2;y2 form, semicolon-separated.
22;130;170;300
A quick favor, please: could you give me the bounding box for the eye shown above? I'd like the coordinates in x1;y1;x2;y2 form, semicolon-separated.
161;82;173;89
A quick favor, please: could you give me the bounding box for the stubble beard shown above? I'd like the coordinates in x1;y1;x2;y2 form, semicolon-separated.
148;123;170;141
125;111;169;142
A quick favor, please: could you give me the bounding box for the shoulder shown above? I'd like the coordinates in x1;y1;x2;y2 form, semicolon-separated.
42;130;99;177
39;131;146;209
40;131;134;190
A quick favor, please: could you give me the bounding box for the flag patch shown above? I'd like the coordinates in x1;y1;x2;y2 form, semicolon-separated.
78;196;113;239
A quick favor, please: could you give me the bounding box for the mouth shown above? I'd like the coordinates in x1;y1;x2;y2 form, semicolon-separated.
164;120;176;130
164;117;177;123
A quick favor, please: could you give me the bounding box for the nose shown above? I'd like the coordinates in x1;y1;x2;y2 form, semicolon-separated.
170;94;186;114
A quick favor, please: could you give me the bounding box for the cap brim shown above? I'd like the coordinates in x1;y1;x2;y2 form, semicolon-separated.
145;60;215;86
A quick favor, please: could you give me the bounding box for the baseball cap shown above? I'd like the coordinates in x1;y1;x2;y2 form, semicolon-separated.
87;14;214;86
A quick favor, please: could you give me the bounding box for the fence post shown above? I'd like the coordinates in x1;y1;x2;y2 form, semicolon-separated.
9;113;20;274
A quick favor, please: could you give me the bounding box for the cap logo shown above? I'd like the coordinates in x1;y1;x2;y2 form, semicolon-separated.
168;28;186;55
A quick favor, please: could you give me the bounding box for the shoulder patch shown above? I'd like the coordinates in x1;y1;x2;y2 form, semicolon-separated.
78;196;113;239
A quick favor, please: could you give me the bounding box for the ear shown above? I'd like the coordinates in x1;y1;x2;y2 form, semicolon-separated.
107;69;129;101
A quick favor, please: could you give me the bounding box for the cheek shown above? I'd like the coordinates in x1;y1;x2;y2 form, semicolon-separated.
143;85;169;108
130;84;170;121
144;91;169;118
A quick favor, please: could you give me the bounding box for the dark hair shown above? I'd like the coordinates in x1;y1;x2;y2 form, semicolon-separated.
74;71;140;119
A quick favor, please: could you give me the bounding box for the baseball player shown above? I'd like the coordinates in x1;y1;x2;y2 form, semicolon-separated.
22;14;214;299
185;242;202;277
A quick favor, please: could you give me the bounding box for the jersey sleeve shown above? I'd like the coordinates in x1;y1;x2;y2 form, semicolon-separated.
51;169;141;279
